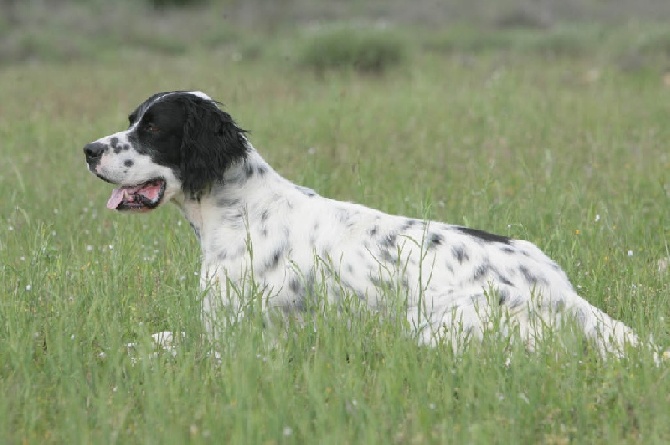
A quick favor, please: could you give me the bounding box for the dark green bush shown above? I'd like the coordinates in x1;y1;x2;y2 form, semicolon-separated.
298;28;407;74
148;0;207;8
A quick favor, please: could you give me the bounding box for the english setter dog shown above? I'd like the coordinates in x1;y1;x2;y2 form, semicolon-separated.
83;90;657;359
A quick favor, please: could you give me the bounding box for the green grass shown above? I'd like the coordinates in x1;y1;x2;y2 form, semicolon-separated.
2;36;670;444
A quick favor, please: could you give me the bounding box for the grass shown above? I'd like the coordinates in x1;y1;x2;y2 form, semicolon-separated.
1;32;670;443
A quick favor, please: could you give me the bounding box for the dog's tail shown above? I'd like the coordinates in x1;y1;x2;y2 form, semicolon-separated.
576;299;669;364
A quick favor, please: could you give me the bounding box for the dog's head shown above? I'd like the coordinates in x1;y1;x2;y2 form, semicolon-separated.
83;91;248;212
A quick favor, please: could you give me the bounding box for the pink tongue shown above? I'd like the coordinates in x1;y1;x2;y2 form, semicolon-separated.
107;187;130;210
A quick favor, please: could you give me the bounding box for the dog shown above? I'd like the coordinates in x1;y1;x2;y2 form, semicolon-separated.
83;90;650;358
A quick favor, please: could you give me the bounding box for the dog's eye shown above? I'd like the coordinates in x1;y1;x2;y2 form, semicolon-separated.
145;123;160;133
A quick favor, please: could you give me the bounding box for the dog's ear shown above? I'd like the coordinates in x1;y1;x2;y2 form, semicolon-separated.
179;97;248;198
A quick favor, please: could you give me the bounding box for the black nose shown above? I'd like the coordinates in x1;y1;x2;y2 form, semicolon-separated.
84;142;106;163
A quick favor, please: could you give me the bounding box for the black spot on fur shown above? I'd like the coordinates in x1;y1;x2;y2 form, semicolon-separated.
380;248;395;263
473;264;489;281
217;197;240;207
123;159;134;168
369;226;378;236
218;251;227;261
427;232;443;249
400;219;418;231
245;163;255;178
295;185;316;197
263;247;284;273
380;233;397;248
501;246;515;254
519;265;538;285
452;246;469;264
498;288;509;305
289;278;302;294
261;209;270;222
122;144;130;151
497;274;513;286
110;137;119;148
256;164;268;176
457;227;510;244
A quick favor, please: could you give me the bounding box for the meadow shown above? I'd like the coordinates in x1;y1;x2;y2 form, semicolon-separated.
1;23;670;444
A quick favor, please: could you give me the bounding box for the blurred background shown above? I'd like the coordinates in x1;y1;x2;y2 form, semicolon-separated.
3;0;670;72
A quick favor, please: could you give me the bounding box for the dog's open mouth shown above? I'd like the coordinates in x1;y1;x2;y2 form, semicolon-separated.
106;178;166;211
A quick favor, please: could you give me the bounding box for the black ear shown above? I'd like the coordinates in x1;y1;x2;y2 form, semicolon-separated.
179;97;248;198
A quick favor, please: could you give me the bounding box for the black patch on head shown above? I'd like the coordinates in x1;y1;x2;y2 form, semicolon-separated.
130;92;248;198
452;245;469;264
123;159;134;168
456;227;510;244
427;232;443;249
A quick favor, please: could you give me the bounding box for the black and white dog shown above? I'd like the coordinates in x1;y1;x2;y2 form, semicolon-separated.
84;91;648;357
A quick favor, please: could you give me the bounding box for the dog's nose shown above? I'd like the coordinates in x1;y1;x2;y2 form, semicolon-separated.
83;142;106;162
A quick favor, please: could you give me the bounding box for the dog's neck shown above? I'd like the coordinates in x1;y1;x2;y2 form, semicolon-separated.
171;146;295;249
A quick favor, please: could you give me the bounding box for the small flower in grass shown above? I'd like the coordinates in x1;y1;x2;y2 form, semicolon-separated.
574;229;581;235
86;245;93;252
594;214;600;222
283;426;293;437
25;284;31;291
428;403;436;410
627;250;634;257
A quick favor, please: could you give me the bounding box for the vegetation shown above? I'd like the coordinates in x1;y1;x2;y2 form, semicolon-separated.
1;2;670;443
297;27;407;74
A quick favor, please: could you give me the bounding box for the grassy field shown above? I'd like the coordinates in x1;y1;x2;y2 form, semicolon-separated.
2;28;670;444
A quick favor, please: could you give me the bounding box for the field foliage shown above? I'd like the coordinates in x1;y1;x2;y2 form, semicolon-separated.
1;21;670;444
